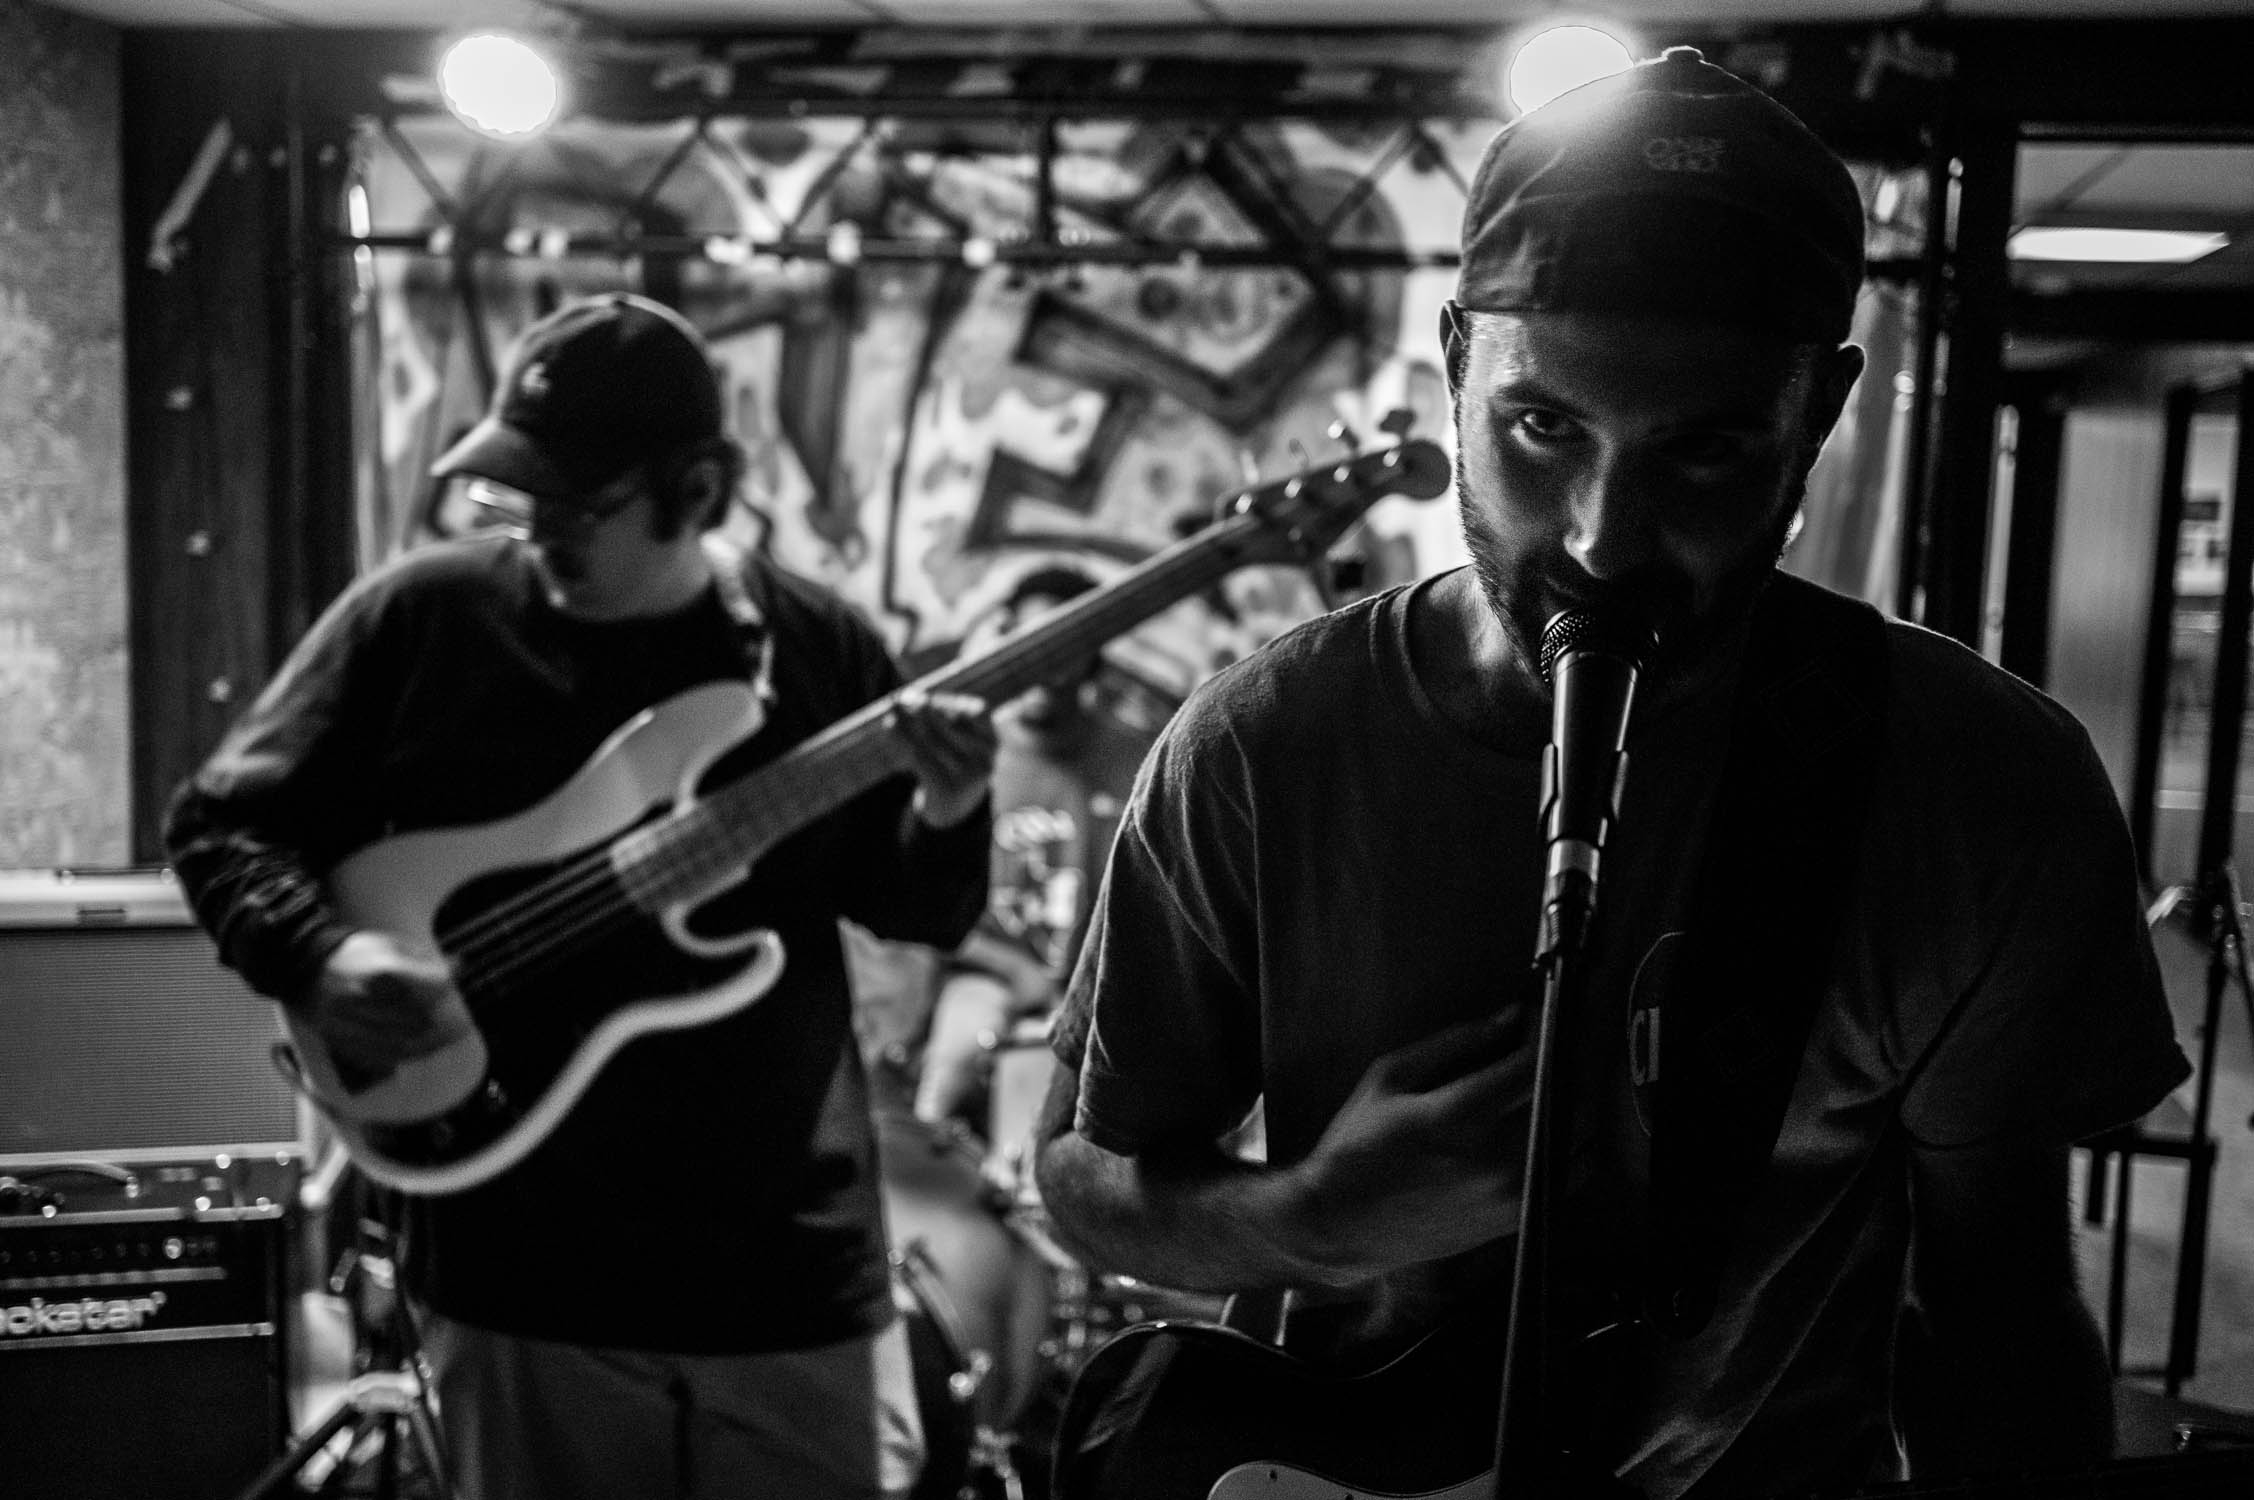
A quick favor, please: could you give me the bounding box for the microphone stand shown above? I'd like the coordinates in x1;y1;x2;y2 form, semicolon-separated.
1493;611;1647;1498
1494;880;1600;1497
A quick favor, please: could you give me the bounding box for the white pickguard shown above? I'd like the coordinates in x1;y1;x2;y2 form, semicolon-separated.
1209;1462;1493;1500
282;680;786;1196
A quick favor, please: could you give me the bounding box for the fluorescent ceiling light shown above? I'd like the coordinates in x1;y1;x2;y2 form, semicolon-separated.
2008;227;2228;264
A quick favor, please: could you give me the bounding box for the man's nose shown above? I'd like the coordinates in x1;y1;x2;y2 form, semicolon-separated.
1563;465;1658;580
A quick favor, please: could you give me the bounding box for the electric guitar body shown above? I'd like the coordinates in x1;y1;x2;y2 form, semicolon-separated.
285;679;786;1196
1053;1319;1510;1500
1053;1319;2254;1500
271;429;1456;1196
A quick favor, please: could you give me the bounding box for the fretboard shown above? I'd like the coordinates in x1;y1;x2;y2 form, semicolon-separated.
610;503;1284;908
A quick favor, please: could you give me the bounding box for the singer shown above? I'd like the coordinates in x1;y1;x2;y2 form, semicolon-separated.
1031;46;2189;1500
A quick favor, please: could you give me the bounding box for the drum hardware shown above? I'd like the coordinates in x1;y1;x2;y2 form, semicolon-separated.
880;1107;1058;1499
966;1426;1030;1500
231;1227;454;1500
879;1015;1235;1498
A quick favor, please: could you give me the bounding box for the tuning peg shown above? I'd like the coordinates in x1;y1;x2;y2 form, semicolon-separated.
1287;439;1312;472
1378;408;1416;440
1327;418;1362;454
1237;448;1262;486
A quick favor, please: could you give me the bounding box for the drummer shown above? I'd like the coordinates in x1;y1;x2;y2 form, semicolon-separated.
914;565;1166;1163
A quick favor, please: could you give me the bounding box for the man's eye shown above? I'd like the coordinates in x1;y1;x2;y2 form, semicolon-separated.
1513;410;1578;442
1672;433;1750;467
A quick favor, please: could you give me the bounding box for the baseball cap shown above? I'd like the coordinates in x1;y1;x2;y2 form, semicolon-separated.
1456;47;1867;344
430;292;725;498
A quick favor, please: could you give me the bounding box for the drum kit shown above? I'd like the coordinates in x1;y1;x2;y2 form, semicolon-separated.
874;1014;1223;1500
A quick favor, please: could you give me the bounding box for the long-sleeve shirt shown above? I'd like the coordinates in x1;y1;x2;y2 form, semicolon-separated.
166;534;989;1351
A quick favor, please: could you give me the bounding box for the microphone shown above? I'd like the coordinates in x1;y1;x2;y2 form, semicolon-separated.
1535;606;1657;961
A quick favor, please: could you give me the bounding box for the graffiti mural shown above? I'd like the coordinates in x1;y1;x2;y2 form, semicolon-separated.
356;106;1482;704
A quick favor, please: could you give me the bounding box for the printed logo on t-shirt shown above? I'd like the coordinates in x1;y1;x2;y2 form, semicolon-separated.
1627;931;1687;1136
1643;136;1726;174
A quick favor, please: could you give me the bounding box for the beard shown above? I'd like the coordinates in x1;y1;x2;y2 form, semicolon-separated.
1457;479;1805;698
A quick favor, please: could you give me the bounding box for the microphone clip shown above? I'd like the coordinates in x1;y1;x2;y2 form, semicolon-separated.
1535;607;1656;963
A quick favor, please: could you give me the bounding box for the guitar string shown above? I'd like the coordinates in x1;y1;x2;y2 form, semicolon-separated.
411;473;1401;1009
428;543;1250;995
437;726;888;1000
426;571;1135;976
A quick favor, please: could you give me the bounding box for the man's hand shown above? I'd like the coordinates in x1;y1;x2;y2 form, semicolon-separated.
291;929;471;1076
1281;1011;1534;1285
1033;1009;1534;1297
891;688;999;828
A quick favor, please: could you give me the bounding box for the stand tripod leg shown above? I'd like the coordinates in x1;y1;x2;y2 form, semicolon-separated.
399;1400;453;1498
231;1373;455;1500
230;1395;361;1500
2160;863;2243;1396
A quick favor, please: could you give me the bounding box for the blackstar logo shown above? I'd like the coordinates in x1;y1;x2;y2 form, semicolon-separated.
0;1291;168;1339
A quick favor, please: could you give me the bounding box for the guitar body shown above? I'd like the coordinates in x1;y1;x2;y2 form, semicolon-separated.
285;680;786;1196
1053;1320;1505;1500
1210;1463;1491;1500
1055;1322;2254;1500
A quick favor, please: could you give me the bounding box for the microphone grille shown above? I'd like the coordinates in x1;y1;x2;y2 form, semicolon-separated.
1539;606;1659;685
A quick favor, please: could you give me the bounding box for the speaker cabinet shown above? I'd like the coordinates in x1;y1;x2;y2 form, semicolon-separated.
0;868;305;1164
0;1158;292;1500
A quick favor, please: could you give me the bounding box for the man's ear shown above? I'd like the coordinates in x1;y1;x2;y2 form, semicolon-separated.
1804;341;1867;449
1439;300;1468;396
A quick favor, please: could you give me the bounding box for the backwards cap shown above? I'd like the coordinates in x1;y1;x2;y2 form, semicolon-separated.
1456;47;1866;344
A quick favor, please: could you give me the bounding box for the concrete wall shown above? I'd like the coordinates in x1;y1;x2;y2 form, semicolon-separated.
0;0;126;870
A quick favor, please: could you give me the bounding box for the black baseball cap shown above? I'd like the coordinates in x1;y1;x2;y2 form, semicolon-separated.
1456;47;1867;344
430;292;725;497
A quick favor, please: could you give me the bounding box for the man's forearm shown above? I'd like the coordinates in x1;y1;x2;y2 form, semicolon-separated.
1900;1141;2116;1477
1033;1127;1347;1295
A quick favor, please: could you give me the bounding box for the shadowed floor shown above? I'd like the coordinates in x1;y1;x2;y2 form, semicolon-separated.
2078;907;2254;1452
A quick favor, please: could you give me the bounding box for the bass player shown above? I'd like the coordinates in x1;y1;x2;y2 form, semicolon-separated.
166;292;998;1500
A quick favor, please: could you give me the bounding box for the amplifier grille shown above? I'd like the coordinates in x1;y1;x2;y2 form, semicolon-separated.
0;923;301;1159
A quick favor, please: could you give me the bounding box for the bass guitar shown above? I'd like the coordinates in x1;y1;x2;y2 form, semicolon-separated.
279;426;1451;1196
1052;1318;2254;1500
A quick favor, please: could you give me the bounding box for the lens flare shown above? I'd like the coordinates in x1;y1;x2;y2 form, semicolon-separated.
439;33;562;140
1507;24;1635;116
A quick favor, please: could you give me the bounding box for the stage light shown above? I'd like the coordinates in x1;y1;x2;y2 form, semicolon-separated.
1506;23;1635;116
2008;226;2228;264
439;32;562;139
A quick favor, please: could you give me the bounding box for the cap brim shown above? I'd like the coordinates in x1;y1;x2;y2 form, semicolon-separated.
428;417;576;495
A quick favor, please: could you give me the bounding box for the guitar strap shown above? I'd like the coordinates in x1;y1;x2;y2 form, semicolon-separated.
1640;571;1890;1338
701;532;779;716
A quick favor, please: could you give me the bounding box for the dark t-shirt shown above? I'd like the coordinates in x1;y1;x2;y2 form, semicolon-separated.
1057;567;2187;1498
166;535;989;1351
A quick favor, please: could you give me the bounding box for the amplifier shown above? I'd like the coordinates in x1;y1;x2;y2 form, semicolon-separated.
0;867;308;1165
0;1156;294;1500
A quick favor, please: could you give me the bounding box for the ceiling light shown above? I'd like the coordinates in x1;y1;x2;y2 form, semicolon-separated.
2007;227;2227;264
1506;23;1636;116
439;33;562;140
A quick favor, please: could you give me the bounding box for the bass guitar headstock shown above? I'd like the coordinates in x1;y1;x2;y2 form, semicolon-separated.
1221;410;1451;568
